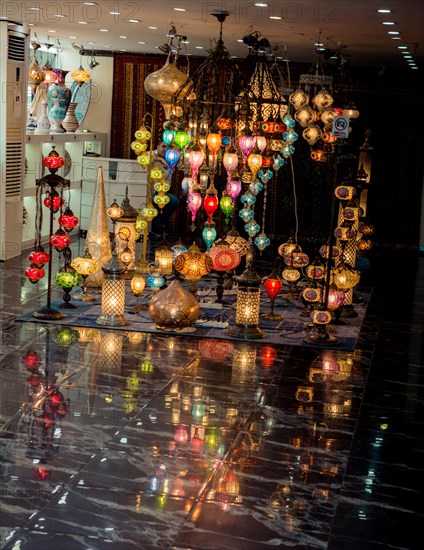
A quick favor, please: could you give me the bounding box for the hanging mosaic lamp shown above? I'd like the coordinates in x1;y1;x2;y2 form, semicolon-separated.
223;149;239;177
220;193;234;223
254;232;270;251
43;146;64;174
187;191;202;230
28;247;49;268
202;222;217;252
226;228;249;257
203;189;219;222
43;191;64;213
171;240;188;259
238;133;256;162
58;207;79;232
25;266;45;284
226;179;242;201
174;128;191;151
247;148;263;180
162;127;175;145
174;243;213;294
189;145;205;182
50;229;71;252
244;220;260;237
164;147;180;173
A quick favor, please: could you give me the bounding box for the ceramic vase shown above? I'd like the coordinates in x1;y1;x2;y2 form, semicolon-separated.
26;113;37;134
62;102;80;133
148;280;200;329
34;100;50;134
47;69;71;134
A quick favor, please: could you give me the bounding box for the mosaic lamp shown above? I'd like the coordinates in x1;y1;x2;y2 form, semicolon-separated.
71;249;100;302
227;265;265;339
174;243;213;294
55;265;82;309
208;239;241;303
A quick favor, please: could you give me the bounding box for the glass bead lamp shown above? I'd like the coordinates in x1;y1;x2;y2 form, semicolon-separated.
226;179;242;201
55;266;82;309
304;305;338;346
227;265;265;339
202;222;217;252
332;264;360;291
208;239;241;302
220;193;234;224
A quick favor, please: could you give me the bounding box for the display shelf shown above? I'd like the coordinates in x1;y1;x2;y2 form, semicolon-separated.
80;156;148;231
22;132;107;250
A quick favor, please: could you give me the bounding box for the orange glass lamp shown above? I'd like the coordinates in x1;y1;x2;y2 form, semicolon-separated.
174;243;213;294
208;239;241;303
227;266;265;340
130;262;147;312
262;273;283;320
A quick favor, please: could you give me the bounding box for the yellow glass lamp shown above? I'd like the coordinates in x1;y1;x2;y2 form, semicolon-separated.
71;249;100;301
130;262;147;312
155;244;173;276
332;264;360;291
71;65;90;85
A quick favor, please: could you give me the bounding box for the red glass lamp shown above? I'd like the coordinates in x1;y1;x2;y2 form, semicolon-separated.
58;208;79;232
28;247;50;268
43;191;64;213
25;266;45;283
262;274;283;320
43;146;64;174
203;190;219;222
50;229;71;252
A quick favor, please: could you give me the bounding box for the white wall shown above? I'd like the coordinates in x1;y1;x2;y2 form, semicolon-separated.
59;47;113;156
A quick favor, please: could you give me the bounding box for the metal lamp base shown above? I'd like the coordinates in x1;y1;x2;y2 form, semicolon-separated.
340;304;358;318
96;314;128;326
33;307;64;320
227;324;266;340
262;311;284;321
73;291;96;302
304;333;339;346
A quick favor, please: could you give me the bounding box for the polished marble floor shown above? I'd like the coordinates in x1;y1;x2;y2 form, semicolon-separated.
0;241;423;549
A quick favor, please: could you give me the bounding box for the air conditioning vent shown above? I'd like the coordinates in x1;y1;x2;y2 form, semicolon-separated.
5;142;23;197
8;33;25;61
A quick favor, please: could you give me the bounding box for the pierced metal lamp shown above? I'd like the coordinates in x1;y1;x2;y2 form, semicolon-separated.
227;265;265;339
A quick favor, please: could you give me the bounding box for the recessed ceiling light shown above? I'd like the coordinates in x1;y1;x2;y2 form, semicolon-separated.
129;19;140;23
391;36;402;40
181;40;190;44
255;2;268;6
56;14;66;18
388;31;400;34
47;30;57;33
137;41;146;44
119;35;128;39
377;9;392;13
411;66;418;69
270;16;282;20
237;39;243;42
148;26;158;29
0;16;8;19
87;41;95;44
398;45;408;49
173;7;186;11
99;28;109;32
78;21;88;24
404;55;412;58
401;51;410;55
83;2;97;5
109;11;120;15
315;42;324;46
69;36;78;39
29;7;41;10
195;46;204;49
382;21;396;25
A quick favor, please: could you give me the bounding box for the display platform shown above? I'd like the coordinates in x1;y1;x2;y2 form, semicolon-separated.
16;282;372;351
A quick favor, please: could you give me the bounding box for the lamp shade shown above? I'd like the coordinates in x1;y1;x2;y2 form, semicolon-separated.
208;240;241;272
155;244;173;275
264;276;282;301
174;243;213;292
